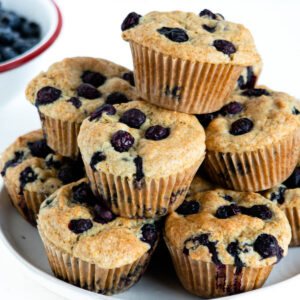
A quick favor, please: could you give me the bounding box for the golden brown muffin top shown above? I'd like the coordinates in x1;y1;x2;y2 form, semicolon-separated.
0;130;84;194
122;10;260;65
205;87;300;152
38;178;159;269
26;57;135;123
165;189;291;268
78;100;205;179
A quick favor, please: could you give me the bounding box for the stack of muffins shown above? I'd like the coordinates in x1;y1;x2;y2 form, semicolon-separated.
1;9;299;299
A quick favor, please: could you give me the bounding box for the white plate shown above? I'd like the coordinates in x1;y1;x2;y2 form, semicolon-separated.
0;97;300;300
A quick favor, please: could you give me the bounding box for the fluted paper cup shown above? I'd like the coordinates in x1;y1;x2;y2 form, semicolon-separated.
283;207;300;247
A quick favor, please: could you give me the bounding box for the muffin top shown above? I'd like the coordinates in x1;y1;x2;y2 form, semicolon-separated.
122;10;260;65
187;174;217;197
38;178;159;268
26;57;136;123
165;189;291;268
78;100;205;179
205;87;300;152
0;130;84;194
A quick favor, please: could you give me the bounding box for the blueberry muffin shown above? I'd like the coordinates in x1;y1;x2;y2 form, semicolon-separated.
78;100;205;218
203;87;300;191
37;178;159;295
122;9;260;114
165;189;291;298
26;57;135;157
263;163;300;246
0;130;85;225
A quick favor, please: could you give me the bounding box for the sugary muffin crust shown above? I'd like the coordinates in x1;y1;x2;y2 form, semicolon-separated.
205;87;300;152
122;10;260;65
0;130;84;194
165;189;291;268
26;57;135;123
78;100;205;179
38;178;159;269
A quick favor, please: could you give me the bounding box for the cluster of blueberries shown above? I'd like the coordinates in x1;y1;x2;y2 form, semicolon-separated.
0;3;41;63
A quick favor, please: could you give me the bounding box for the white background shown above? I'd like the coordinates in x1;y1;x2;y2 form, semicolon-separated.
0;0;299;299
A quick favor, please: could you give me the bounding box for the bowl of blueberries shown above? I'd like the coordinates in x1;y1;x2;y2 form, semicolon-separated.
0;0;62;100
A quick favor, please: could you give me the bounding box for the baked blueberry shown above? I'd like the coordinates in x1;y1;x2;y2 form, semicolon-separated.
58;161;84;184
219;194;233;202
119;108;146;129
157;27;189;43
1;151;24;176
241;88;270;97
199;9;217;19
229;118;253;135
68;219;93;234
122;71;135;86
292;107;300;115
283;167;300;189
72;182;96;206
77;83;101;99
227;241;245;267
106;92;130;105
176;200;200;216
219;102;243;116
121;12;141;31
19;166;38;190
45;154;62;169
90;151;106;171
66;97;82;108
196;112;218;128
111;130;134;152
89;104;116;121
27;139;53;158
36;86;61;106
237;66;256;90
140;224;158;247
81;71;106;87
215;204;241;219
241;205;273;220
270;186;286;205
145;125;170;141
134;156;144;182
213;40;236;55
253;233;283;262
202;24;217;33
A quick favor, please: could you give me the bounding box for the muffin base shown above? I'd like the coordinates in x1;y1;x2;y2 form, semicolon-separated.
284;207;300;247
204;131;300;191
85;159;202;219
165;240;273;298
39;112;81;158
130;41;243;114
39;233;156;295
3;178;46;226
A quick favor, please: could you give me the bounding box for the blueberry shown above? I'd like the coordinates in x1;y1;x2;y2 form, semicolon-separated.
215;204;241;219
122;71;135;86
72;182;97;206
199;9;217;19
68;219;93;234
1;151;24;176
241;205;273;220
202;24;217;33
13;38;36;53
93;203;116;224
292;107;300;115
121;12;141;31
157;27;189;43
111;130;134;152
81;71;106;88
134;156;144;182
0;11;23;30
119;108;146;129
36;86;61;106
1;46;18;60
227;241;245;267
90;151;106;171
241;88;270;97
58;161;85;184
220;102;243;116
145;125;170;141
238;66;257;90
140;224;158;248
270;186;286;205
77;83;102;99
19;166;38;190
283;167;300;189
219;194;233;202
66;97;81;108
229;118;253;136
27;139;54;158
253;234;283;262
106;92;130;105
0;27;19;45
45;154;62;169
196;112;219;128
20;21;40;38
176;200;201;216
213;39;236;55
89;104;116;121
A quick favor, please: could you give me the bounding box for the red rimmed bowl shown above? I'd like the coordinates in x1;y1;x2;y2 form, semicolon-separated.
0;0;62;101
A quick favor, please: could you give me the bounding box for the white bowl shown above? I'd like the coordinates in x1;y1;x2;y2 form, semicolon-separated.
0;0;62;102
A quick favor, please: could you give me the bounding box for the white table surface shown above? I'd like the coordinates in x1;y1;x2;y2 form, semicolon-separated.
0;0;300;299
